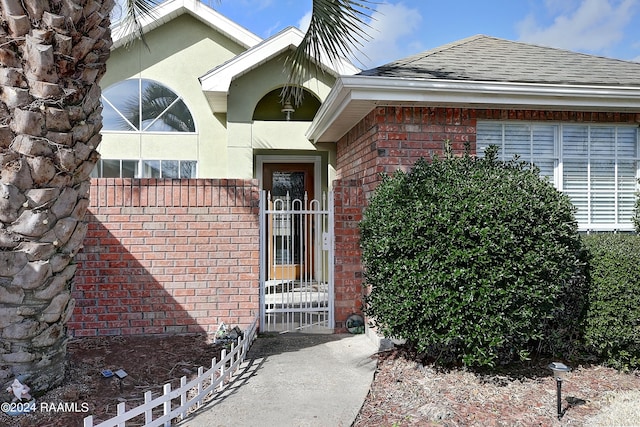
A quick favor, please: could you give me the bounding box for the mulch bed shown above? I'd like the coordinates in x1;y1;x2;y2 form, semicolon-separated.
3;336;639;426
1;335;224;427
353;346;640;426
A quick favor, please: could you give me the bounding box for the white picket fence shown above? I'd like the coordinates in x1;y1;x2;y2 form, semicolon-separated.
83;319;258;427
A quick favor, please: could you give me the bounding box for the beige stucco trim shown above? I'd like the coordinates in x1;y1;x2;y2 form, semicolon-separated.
100;13;248;178
252;122;317;151
101;3;354;182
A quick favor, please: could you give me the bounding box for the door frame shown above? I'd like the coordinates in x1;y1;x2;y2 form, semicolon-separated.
257;154;333;332
255;155;322;200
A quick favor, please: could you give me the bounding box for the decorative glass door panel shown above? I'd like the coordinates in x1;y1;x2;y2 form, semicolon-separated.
263;164;314;280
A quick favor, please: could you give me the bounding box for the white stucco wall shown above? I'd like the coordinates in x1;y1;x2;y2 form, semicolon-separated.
100;14;339;185
226;52;337;180
100;14;246;177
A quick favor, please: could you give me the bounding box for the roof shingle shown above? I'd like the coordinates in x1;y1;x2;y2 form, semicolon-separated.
360;35;640;87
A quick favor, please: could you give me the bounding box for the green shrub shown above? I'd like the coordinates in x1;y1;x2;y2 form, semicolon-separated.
581;234;640;370
633;183;640;232
360;146;585;367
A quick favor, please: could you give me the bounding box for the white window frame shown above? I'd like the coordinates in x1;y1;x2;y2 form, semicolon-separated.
477;121;639;232
101;78;197;134
93;159;198;179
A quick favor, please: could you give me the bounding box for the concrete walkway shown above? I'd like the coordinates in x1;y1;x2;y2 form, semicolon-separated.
179;333;378;427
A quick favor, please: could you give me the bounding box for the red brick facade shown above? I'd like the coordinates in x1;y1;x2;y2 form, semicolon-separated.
70;108;640;337
336;107;476;196
333;107;476;318
71;179;260;336
337;106;640;190
332;179;366;330
333;106;640;321
71;178;366;335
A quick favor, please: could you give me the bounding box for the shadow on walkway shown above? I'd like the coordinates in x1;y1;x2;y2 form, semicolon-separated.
181;333;377;427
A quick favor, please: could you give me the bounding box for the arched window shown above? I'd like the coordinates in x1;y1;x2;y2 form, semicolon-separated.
102;78;196;132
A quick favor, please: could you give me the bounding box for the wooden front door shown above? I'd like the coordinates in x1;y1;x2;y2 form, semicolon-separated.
262;163;314;280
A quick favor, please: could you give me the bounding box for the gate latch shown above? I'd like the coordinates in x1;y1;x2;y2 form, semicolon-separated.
322;232;331;250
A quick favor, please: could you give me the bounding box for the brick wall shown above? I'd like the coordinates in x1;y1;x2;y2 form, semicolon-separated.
341;108;640;193
70;179;260;337
476;109;640;123
70;108;637;337
337;106;475;197
332;179;365;331
334;106;640;332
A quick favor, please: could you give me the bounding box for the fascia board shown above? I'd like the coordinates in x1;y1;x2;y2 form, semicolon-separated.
306;78;350;140
307;76;640;142
354;77;640;105
200;29;305;92
199;27;360;91
111;0;262;50
200;27;360;113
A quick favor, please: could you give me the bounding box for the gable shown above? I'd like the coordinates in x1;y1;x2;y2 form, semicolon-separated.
200;27;360;114
227;50;337;123
111;0;261;50
104;14;249;88
99;11;250;178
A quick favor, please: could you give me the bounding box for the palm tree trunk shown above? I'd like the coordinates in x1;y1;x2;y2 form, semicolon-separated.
0;0;114;393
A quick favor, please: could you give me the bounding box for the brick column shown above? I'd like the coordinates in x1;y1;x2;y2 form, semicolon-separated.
332;179;366;332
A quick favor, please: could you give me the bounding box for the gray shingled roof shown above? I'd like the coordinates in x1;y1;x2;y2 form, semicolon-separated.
360;35;640;87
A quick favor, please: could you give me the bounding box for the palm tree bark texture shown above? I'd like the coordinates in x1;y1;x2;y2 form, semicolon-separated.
0;0;114;392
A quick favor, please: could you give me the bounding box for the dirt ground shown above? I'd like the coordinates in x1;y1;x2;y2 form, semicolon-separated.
354;346;640;426
0;335;224;427
2;336;639;427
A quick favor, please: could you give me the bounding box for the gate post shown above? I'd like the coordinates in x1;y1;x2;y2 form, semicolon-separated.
259;190;267;330
332;179;366;332
327;191;335;329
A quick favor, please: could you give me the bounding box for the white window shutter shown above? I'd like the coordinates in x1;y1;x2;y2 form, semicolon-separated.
478;121;638;231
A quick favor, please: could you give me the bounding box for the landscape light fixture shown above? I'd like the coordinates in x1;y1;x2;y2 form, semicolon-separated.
548;361;571;420
281;100;295;121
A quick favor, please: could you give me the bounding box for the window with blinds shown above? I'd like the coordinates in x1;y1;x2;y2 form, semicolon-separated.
477;122;639;231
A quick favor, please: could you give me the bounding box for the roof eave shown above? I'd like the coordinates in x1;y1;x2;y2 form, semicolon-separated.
307;76;640;142
111;0;262;50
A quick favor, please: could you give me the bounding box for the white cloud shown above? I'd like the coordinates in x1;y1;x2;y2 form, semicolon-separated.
542;0;582;14
357;2;424;67
517;0;638;53
294;2;423;68
298;10;312;32
111;0;126;22
263;21;282;38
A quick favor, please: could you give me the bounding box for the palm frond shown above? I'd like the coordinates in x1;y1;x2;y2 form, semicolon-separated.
117;0;162;47
121;82;195;132
282;0;375;106
116;0;371;108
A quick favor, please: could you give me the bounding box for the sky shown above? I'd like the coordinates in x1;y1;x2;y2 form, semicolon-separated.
114;0;640;69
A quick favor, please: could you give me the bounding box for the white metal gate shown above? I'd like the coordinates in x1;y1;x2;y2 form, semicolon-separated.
259;191;334;333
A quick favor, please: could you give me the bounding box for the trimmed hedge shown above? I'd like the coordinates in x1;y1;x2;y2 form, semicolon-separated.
360;146;586;367
581;234;640;370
